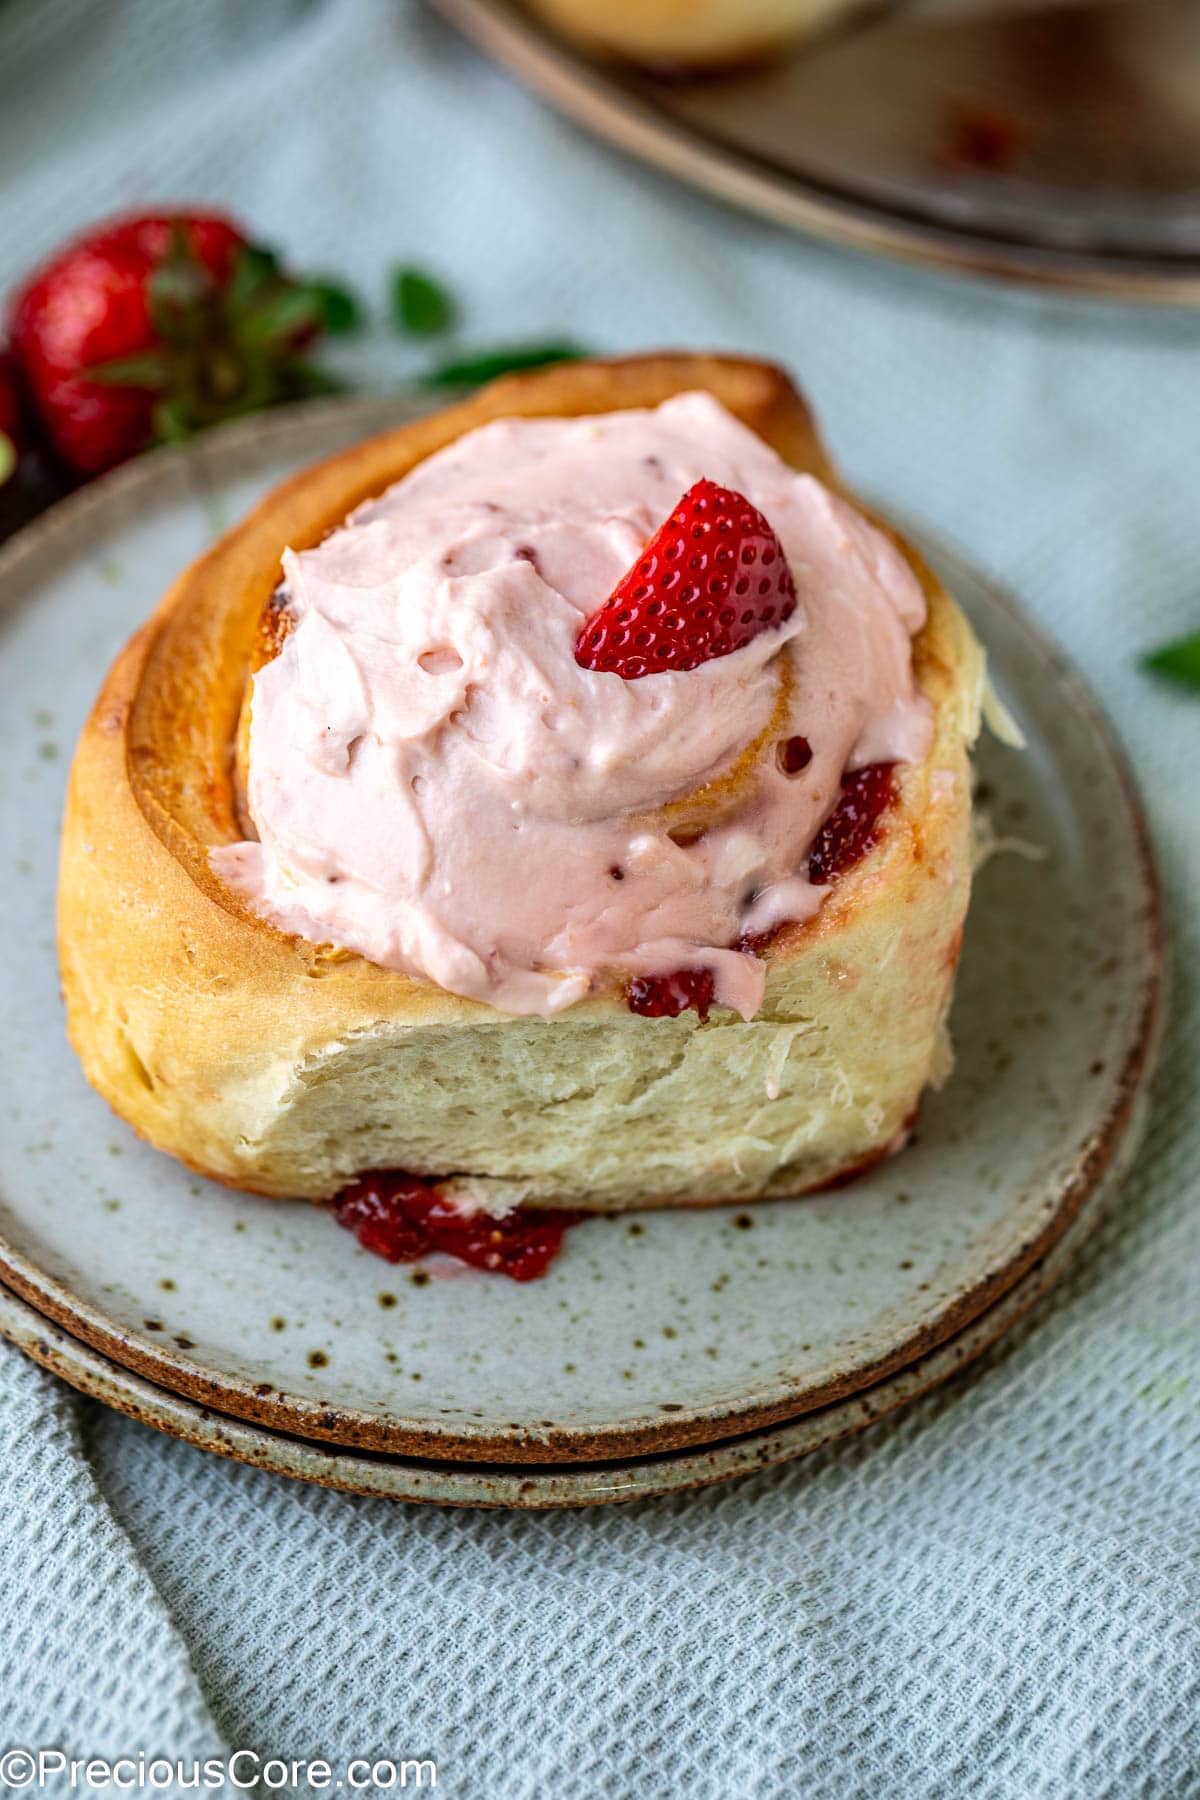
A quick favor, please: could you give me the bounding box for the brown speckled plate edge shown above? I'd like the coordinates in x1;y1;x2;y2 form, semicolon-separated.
0;401;1166;1465
0;1108;1141;1506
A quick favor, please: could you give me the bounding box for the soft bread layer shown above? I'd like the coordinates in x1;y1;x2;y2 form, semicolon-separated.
59;354;984;1207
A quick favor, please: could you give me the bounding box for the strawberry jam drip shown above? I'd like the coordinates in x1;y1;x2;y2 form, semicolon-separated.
332;1172;581;1281
808;763;896;886
626;968;715;1021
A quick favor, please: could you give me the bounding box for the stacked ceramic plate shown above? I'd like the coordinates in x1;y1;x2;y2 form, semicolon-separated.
0;400;1162;1507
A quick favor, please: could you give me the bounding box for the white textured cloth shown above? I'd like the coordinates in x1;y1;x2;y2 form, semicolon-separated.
0;2;1197;1793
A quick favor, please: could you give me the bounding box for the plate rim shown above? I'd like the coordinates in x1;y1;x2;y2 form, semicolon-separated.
432;0;1200;304
0;1114;1139;1507
0;398;1166;1464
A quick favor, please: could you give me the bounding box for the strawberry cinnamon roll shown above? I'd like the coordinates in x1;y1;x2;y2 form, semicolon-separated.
59;355;984;1246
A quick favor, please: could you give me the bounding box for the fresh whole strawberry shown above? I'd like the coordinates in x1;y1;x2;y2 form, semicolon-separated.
9;211;342;475
575;478;797;678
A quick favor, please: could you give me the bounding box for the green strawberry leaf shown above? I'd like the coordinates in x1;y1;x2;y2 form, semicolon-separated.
87;352;173;389
1142;630;1200;692
227;243;282;309
240;286;326;351
393;268;456;336
422;341;588;388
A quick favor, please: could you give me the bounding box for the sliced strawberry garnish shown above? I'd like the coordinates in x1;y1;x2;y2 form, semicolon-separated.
575;478;797;679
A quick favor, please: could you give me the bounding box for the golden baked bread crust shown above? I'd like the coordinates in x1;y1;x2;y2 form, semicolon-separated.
59;354;984;1206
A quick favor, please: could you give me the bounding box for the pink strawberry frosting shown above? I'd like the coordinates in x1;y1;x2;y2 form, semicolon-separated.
212;392;932;1019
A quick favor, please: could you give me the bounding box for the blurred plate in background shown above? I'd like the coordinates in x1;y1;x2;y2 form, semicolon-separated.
435;0;1200;299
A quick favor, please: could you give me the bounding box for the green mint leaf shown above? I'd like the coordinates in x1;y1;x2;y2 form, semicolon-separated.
392;268;456;336
1142;630;1200;692
309;280;363;335
0;433;15;488
422;341;588;389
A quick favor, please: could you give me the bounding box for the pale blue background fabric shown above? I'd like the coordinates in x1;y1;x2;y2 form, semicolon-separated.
0;2;1197;1794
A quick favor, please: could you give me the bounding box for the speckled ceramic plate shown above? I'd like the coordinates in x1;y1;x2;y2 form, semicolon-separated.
0;398;1162;1465
0;1122;1136;1505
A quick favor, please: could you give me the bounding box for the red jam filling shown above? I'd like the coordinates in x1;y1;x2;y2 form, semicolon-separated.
623;760;897;1017
626;968;715;1021
332;1172;582;1282
807;762;896;886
